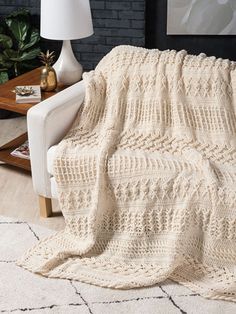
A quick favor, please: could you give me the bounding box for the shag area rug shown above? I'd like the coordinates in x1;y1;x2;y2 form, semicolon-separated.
1;216;236;314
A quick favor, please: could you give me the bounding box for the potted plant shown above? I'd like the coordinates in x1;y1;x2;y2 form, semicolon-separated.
0;8;41;118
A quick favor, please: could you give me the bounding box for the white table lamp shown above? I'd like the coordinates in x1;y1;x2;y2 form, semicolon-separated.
41;0;94;85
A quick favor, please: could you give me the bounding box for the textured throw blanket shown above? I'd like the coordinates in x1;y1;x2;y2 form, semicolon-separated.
18;46;236;302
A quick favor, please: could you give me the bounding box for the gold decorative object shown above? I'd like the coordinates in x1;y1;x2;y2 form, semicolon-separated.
39;50;57;92
14;86;35;96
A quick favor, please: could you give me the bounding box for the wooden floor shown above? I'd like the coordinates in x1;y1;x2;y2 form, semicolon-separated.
0;115;64;231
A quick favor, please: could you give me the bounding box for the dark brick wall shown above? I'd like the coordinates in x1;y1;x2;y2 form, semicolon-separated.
0;0;145;70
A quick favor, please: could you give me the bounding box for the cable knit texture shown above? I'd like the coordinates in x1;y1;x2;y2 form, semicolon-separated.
18;46;236;302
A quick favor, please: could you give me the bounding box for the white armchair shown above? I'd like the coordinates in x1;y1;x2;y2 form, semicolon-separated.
27;81;85;217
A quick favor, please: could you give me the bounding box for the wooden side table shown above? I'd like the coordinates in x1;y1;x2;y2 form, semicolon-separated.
0;68;65;172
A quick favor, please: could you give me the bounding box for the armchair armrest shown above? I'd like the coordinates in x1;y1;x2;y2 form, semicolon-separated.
27;80;85;198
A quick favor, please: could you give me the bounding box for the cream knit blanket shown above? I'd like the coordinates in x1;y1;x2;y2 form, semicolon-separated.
18;46;236;302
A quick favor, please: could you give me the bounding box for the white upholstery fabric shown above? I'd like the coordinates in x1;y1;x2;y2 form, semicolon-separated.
50;177;58;199
47;145;58;176
27;80;85;198
47;146;59;198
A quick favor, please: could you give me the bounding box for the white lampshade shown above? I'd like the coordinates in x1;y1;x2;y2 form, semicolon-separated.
40;0;94;40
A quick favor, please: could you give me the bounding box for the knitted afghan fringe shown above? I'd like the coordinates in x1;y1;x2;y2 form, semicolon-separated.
18;46;236;302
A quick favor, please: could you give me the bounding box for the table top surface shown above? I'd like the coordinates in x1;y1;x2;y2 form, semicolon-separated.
0;68;64;115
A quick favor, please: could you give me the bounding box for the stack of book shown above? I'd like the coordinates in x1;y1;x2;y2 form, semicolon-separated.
11;140;30;160
15;85;41;104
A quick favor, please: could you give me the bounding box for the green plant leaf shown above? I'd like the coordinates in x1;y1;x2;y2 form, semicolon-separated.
0;9;40;79
20;28;40;51
0;54;4;65
5;16;29;43
19;47;41;61
0;34;13;49
5;47;40;62
0;52;13;68
0;71;8;84
3;48;18;60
